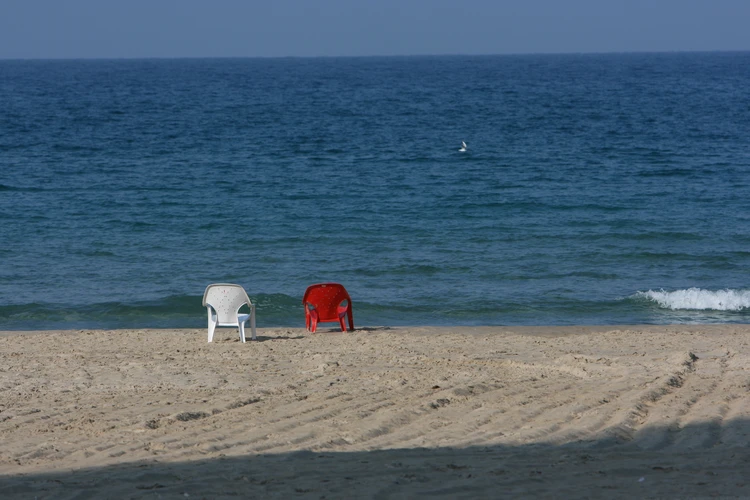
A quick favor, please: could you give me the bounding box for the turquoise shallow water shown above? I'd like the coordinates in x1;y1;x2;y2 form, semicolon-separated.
1;53;750;329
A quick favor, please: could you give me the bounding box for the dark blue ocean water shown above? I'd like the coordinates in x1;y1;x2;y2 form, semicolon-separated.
2;53;750;330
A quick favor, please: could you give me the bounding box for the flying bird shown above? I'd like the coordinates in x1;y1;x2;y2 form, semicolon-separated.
459;141;467;152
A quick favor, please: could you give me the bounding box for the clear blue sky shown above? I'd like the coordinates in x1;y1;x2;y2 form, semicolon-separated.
1;0;749;59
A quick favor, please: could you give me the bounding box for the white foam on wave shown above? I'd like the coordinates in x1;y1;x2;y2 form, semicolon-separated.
637;288;750;311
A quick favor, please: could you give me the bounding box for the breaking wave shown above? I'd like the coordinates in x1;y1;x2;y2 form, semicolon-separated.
637;288;750;311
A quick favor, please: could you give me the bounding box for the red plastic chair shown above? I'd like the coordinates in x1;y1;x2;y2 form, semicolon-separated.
302;283;354;333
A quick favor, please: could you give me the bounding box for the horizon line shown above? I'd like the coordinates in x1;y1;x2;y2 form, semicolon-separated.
1;49;748;62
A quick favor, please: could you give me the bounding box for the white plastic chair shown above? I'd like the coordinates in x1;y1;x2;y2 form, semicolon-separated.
202;283;257;342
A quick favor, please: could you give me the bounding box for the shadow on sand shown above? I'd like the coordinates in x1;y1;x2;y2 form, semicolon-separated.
2;419;748;499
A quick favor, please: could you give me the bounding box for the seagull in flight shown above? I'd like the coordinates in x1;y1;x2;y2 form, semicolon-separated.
459;141;468;152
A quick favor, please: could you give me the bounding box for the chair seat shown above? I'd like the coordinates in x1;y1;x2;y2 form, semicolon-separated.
217;313;250;327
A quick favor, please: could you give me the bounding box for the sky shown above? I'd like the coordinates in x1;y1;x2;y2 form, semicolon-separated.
1;0;749;59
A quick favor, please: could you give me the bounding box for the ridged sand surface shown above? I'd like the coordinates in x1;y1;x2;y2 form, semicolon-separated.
1;326;748;498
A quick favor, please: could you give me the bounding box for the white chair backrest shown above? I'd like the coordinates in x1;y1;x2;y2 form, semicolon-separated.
202;284;252;324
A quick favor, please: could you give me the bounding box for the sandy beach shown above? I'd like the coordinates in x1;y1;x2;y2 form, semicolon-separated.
1;325;748;498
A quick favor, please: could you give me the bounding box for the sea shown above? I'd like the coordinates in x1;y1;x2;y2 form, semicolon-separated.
1;52;750;330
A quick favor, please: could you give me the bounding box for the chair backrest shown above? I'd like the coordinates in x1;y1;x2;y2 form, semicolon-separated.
202;283;252;323
302;283;351;320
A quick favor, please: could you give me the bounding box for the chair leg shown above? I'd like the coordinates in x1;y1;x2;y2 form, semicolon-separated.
309;310;318;333
238;322;246;343
347;308;354;331
207;309;217;342
305;306;314;332
338;315;346;332
250;305;257;340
